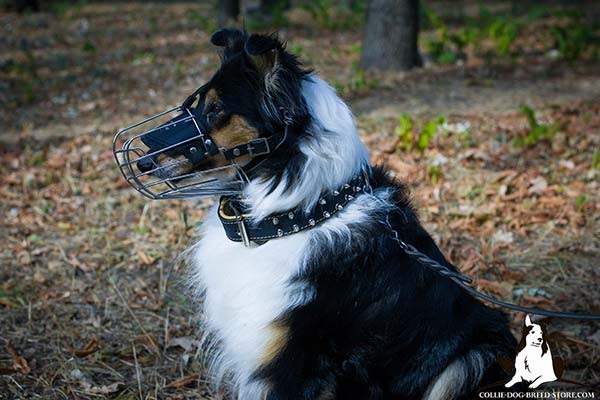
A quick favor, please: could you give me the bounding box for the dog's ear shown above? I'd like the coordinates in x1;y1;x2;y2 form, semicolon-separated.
244;33;280;77
525;315;533;327
211;28;245;60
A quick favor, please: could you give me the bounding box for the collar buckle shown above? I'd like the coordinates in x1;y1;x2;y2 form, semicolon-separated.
229;199;251;247
247;137;270;157
237;216;250;247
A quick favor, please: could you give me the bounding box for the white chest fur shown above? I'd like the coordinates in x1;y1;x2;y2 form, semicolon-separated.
191;206;313;394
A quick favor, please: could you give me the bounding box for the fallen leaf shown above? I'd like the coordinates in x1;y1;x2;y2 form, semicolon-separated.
80;381;124;394
5;340;31;375
166;374;197;388
0;298;16;308
136;248;155;265
528;176;547;195
167;336;202;352
68;335;98;357
475;279;511;297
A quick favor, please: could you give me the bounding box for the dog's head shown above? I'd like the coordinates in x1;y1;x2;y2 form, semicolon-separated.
517;315;549;355
136;28;310;182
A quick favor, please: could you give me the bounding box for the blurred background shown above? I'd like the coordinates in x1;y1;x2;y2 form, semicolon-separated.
0;0;599;398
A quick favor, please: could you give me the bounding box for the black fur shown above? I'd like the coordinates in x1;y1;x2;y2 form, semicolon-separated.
198;30;519;398
253;168;516;399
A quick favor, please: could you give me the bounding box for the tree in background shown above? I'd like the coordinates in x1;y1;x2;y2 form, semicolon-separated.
360;0;421;70
218;0;240;27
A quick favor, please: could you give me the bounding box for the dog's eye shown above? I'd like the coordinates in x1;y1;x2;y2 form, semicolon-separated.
205;104;223;125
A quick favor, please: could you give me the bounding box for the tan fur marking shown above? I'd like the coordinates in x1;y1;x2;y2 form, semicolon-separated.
260;321;289;368
151;113;259;179
208;114;260;171
212;114;259;148
152;153;193;176
204;88;219;111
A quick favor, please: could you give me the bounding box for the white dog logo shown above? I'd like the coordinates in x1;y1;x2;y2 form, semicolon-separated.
505;315;559;389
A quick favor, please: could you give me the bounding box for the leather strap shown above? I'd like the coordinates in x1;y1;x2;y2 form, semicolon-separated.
221;133;284;161
218;174;370;245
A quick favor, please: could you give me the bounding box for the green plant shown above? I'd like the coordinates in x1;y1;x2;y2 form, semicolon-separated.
428;164;442;184
418;116;445;152
82;40;96;53
575;195;587;211
550;22;595;61
513;105;558;148
334;62;378;94
302;0;331;29
301;0;365;30
395;114;445;153
270;0;289;27
395;113;413;151
48;0;87;15
488;17;518;56
592;147;600;170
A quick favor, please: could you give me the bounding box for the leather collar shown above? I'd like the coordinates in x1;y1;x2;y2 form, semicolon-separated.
218;173;370;246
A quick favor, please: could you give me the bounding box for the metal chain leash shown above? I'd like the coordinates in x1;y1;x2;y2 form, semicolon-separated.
383;216;600;320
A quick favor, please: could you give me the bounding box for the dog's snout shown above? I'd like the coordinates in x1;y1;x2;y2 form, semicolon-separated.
537;338;543;342
137;156;155;173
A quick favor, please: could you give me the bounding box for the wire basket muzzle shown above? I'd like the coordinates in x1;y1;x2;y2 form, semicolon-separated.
112;106;248;200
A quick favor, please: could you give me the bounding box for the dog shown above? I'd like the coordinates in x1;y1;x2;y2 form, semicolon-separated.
505;315;558;389
140;29;518;399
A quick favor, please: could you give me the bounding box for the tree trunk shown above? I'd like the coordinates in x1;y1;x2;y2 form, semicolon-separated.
360;0;421;71
217;0;240;27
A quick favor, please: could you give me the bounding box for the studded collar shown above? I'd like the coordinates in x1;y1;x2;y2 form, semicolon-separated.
217;173;371;246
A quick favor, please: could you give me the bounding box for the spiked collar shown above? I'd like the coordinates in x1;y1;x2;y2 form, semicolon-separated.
218;173;371;246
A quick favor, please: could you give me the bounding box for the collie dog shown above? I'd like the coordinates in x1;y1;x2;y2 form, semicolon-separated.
153;29;518;399
505;315;558;389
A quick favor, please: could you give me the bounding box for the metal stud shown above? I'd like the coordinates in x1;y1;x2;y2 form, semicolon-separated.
204;139;212;146
308;219;316;226
346;194;354;201
272;217;279;225
288;212;294;220
343;184;350;189
355;186;362;192
189;146;198;153
319;198;327;205
333;190;340;196
323;211;331;218
277;229;284;237
233;148;241;156
293;224;300;232
336;204;343;211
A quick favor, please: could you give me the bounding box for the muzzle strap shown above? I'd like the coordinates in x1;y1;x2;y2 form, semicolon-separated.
222;133;284;161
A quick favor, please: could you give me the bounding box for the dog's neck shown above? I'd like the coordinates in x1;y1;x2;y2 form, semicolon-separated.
242;75;370;222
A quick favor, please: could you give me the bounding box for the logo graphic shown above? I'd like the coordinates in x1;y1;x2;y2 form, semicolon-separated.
505;315;562;389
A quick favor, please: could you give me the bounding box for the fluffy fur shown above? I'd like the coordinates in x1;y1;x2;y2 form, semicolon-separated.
177;29;519;399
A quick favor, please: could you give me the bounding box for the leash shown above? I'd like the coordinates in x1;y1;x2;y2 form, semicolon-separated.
384;218;600;320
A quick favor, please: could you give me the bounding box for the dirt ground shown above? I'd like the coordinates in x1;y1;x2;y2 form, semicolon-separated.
1;2;599;399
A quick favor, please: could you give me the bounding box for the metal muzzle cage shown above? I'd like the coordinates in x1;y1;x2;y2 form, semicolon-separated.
113;105;249;200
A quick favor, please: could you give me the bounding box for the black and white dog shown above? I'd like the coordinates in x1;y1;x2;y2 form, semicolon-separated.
505;315;558;389
149;29;518;399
